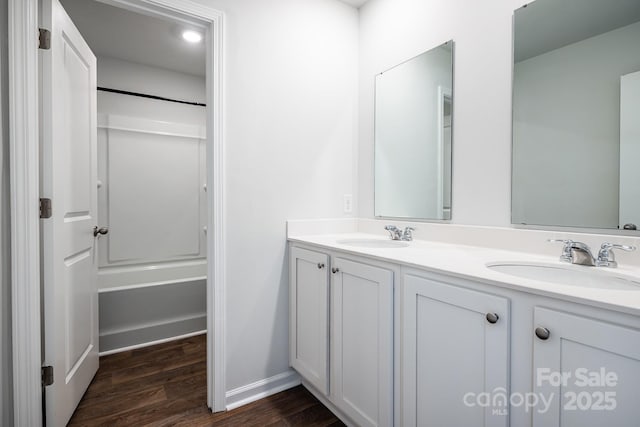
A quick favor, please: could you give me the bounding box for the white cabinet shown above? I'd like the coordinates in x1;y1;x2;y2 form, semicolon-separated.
289;246;330;394
289;245;395;426
532;307;640;427
331;257;394;427
402;272;510;427
289;240;640;427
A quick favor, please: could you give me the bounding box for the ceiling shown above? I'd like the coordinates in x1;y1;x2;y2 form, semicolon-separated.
60;0;205;77
61;0;640;72
515;0;640;62
338;0;370;8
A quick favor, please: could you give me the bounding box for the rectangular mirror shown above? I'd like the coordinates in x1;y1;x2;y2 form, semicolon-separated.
512;0;640;232
375;41;453;221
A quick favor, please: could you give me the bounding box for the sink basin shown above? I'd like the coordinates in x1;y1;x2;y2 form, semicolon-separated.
336;238;409;249
487;262;640;290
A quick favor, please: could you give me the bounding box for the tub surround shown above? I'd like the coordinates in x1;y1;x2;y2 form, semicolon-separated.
288;218;640;315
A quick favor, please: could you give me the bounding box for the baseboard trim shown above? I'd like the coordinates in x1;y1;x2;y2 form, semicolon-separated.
99;329;206;356
225;370;301;411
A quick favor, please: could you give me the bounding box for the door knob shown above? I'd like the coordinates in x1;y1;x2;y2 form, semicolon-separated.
332;267;340;274
93;226;109;237
317;263;325;269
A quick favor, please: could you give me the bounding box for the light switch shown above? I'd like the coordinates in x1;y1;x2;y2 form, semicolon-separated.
343;194;353;214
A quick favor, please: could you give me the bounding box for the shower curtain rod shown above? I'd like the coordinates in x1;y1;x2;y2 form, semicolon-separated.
97;87;206;107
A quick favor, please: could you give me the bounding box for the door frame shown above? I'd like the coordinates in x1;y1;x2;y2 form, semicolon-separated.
8;0;226;424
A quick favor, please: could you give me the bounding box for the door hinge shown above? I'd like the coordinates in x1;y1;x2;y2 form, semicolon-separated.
40;198;52;219
42;366;54;387
39;28;51;50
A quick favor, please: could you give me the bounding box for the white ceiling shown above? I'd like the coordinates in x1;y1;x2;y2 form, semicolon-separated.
515;0;640;62
60;0;205;77
338;0;370;8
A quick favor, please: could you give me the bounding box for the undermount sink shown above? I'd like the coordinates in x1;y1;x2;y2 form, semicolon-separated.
487;262;640;290
336;238;410;249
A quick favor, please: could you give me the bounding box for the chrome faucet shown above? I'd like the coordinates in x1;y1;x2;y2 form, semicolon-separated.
384;225;402;240
402;227;415;241
385;225;415;241
596;243;637;268
549;239;596;266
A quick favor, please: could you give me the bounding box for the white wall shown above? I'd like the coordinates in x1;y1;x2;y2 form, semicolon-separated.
96;57;208;352
513;22;640;228
359;0;522;225
192;0;359;394
0;0;12;423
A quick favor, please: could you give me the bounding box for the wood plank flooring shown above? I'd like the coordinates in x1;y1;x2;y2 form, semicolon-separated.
68;335;344;426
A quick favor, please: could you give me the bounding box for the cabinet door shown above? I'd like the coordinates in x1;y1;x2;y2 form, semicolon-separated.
533;307;640;427
331;258;394;427
289;247;330;394
402;273;509;427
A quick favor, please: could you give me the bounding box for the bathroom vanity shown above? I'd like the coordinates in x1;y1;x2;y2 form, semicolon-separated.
287;221;640;427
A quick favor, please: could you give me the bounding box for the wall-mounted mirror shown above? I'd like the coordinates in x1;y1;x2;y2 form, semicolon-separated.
375;41;453;221
512;0;640;232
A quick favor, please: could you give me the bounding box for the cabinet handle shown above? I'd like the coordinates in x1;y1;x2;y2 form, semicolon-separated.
535;327;550;340
486;313;499;324
332;267;340;274
317;263;325;269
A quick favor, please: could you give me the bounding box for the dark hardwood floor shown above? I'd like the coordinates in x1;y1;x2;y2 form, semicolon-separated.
68;335;344;426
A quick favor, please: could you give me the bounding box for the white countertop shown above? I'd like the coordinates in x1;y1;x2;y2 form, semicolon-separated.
289;232;640;316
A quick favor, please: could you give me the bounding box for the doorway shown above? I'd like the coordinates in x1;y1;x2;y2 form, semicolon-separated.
60;0;209;356
8;0;225;425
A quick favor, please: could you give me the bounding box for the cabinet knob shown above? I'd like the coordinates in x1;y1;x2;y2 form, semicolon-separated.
535;327;550;340
317;263;325;269
332;267;340;274
486;313;499;324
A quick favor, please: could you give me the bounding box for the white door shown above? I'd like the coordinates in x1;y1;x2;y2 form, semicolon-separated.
619;71;640;230
402;272;509;427
40;0;99;425
533;307;640;427
289;247;330;394
331;258;393;427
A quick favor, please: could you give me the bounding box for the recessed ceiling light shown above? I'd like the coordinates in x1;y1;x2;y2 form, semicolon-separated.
182;30;202;44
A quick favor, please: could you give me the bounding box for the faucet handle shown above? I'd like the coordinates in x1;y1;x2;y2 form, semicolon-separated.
384;225;402;240
402;227;415;241
600;242;636;252
596;243;637;268
548;239;574;263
